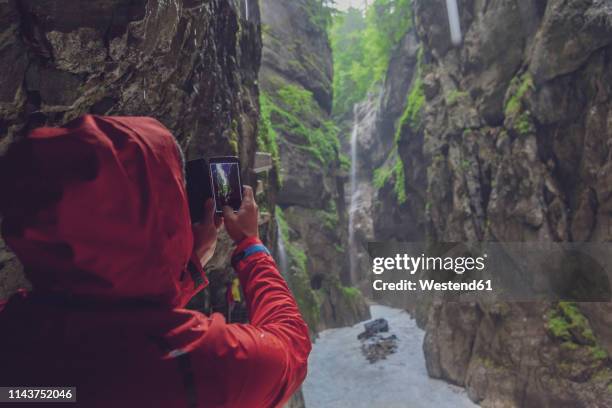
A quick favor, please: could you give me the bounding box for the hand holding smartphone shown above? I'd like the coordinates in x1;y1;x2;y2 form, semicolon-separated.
186;156;243;223
208;156;243;215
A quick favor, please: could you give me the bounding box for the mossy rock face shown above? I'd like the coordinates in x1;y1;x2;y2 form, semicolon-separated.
0;0;262;302
259;0;333;112
547;302;599;346
275;206;370;333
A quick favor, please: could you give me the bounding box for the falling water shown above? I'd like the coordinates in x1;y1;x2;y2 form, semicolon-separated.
348;124;359;284
277;222;290;283
445;0;462;45
245;0;249;21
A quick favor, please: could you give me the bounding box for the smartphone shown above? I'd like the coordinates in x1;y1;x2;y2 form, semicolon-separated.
186;158;213;224
208;156;243;215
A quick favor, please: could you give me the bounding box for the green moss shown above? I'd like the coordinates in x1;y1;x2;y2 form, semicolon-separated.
397;75;425;141
258;92;280;178
505;73;534;117
372;147;407;204
275;207;320;331
266;84;340;165
445;90;468;106
318;208;339;230
515;112;534;135
394;157;407;204
373;163;393;189
341;286;360;300
590;345;608;360
478;356;506;371
339;153;351;172
547;302;599;347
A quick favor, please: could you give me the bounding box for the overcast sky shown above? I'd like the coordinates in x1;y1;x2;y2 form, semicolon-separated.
333;0;365;11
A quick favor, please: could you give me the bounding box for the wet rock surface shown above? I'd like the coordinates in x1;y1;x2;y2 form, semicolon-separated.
260;0;369;333
349;0;612;405
372;0;612;405
0;0;261;303
361;334;398;364
358;318;398;364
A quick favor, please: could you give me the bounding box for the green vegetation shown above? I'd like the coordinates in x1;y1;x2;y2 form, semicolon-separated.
276;207;321;331
445;90;468;106
371;42;424;205
330;1;413;118
505;73;534;117
372;147;406;204
303;0;336;32
515;112;534;135
317;200;339;230
397;75;424;140
547;302;608;360
262;84;341;165
341;285;360;300
258;92;280;172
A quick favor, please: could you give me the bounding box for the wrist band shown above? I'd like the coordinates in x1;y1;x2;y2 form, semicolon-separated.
232;244;271;266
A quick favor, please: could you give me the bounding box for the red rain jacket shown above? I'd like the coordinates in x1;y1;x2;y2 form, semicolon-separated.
0;115;311;407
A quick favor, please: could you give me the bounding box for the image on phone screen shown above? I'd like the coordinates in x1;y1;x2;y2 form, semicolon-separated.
210;161;242;214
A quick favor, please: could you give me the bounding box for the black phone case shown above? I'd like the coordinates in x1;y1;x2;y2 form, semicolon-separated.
186;158;213;224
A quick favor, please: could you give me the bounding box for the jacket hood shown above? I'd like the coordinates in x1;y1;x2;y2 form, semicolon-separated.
0;115;201;306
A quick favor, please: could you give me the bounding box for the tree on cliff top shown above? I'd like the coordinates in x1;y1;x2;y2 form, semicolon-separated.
330;0;412;118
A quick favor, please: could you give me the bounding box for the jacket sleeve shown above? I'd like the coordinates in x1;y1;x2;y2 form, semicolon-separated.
192;236;311;408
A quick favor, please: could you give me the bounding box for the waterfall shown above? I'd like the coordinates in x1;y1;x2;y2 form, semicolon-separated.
445;0;462;45
277;222;290;282
348;124;359;284
245;0;249;21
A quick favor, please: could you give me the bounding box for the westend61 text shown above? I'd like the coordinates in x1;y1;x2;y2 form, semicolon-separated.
373;279;493;292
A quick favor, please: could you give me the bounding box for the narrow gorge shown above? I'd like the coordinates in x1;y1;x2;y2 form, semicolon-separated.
2;0;612;407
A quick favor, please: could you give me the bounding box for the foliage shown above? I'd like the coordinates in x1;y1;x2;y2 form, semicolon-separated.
546;302;608;360
397;74;424;141
372;147;406;204
275;207;320;331
505;73;534;117
303;0;336;32
515;112;534;135
266;84;341;165
330;1;413;118
445;90;468;106
341;286;361;300
258;92;280;164
317;200;339;230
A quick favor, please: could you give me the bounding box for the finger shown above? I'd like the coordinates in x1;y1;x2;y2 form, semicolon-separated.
214;215;223;229
223;205;237;222
242;185;254;204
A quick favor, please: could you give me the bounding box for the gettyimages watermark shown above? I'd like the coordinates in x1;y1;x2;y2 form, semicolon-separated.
367;242;612;302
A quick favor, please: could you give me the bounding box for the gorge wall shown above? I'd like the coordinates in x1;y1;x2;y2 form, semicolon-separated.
0;0;261;307
351;0;612;406
259;0;370;335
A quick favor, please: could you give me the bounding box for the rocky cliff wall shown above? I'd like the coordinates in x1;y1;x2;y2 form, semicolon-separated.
347;26;427;299
259;0;369;334
369;0;612;405
0;0;261;303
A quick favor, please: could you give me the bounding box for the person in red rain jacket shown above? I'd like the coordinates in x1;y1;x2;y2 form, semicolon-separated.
0;115;311;407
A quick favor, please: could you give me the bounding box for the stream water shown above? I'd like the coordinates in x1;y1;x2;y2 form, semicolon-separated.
303;305;478;408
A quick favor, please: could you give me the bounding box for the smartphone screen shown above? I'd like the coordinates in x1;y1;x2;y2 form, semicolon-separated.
209;157;243;214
